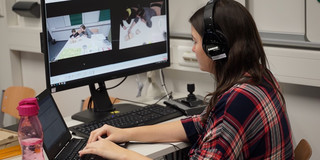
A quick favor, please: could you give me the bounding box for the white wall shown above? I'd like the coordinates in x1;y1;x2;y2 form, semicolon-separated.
306;0;320;42
247;0;305;34
169;0;246;37
1;0;320;159
281;83;320;158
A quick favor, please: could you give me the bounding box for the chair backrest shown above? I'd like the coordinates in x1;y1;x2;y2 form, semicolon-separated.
1;86;36;119
295;139;312;160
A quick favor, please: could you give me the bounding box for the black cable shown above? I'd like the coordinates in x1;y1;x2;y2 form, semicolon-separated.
106;76;127;90
153;91;172;105
160;69;173;99
116;98;150;106
115;91;172;107
169;143;181;151
112;97;120;104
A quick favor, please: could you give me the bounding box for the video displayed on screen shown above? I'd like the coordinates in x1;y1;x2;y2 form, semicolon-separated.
42;0;169;92
47;10;112;62
119;1;167;49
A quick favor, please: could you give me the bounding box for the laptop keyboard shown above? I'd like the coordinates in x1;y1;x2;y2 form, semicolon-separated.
55;138;105;160
69;104;183;138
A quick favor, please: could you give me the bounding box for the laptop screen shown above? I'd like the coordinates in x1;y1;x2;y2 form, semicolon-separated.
37;89;72;159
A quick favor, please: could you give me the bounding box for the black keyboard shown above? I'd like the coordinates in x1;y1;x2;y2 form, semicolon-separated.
69;104;183;138
56;138;105;160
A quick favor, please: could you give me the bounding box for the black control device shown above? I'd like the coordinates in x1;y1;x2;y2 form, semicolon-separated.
164;84;206;116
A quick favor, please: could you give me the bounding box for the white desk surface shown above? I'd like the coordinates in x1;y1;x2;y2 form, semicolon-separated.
5;111;190;160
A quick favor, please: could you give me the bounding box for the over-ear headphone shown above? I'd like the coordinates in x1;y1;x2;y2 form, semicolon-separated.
203;0;229;60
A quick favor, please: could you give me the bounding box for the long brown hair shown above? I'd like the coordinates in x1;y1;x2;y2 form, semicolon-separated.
189;0;285;122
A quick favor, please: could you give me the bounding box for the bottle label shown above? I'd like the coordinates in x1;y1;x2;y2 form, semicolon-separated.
21;138;44;160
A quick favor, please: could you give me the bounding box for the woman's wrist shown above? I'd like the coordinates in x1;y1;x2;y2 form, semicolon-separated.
123;128;134;142
121;149;152;160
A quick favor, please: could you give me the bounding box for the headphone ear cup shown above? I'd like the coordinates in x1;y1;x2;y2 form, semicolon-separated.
215;30;228;47
202;30;228;60
215;29;228;54
202;31;215;56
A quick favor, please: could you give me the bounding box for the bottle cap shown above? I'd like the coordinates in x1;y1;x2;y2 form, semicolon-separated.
17;98;39;116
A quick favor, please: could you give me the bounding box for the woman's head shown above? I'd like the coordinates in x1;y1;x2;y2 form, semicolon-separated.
189;0;266;85
191;26;216;74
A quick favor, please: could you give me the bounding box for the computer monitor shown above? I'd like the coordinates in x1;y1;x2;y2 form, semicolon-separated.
41;0;170;122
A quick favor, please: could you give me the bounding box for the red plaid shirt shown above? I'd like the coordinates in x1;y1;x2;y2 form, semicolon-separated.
181;77;293;159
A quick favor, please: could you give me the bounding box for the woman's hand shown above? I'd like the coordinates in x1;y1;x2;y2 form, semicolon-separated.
88;124;129;144
79;137;150;160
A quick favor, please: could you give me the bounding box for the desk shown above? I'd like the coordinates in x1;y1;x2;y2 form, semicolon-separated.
4;116;189;160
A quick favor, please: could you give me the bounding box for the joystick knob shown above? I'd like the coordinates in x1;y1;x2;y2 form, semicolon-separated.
187;84;195;94
186;84;197;101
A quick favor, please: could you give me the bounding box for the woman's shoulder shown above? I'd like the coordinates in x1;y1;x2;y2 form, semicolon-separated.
227;82;268;97
221;83;256;98
219;83;266;109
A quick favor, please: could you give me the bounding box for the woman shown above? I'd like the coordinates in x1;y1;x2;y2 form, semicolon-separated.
79;0;294;159
79;24;93;39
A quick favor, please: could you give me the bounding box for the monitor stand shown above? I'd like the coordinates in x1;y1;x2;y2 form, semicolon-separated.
71;82;142;123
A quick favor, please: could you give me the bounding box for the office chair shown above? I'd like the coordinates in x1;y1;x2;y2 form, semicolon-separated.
1;86;36;127
294;139;312;160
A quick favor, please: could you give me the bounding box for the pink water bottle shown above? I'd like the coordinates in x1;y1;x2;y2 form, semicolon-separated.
17;98;45;160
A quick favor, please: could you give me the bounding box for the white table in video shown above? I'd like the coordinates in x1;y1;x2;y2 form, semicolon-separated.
119;15;167;50
55;34;112;61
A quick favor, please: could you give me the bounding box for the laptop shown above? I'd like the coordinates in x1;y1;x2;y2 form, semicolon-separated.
36;89;106;160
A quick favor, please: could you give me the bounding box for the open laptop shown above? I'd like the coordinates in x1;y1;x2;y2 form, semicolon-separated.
36;89;106;160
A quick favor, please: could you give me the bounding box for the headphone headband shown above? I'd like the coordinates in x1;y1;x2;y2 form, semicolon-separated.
202;0;229;61
204;1;215;32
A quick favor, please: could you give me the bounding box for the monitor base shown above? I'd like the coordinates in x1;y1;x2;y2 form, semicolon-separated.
71;103;142;123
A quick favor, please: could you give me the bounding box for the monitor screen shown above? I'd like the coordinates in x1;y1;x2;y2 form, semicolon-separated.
41;0;170;122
